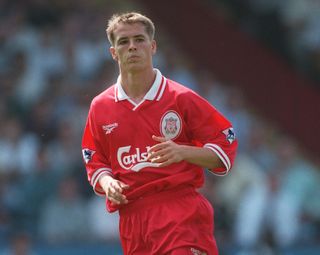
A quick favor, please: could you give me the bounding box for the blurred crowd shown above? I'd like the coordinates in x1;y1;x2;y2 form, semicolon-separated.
0;1;319;255
211;0;320;85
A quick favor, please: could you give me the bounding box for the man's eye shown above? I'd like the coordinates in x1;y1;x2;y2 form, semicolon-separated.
136;38;144;42
118;40;127;45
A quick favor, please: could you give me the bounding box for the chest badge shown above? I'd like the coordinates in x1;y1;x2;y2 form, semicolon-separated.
160;111;182;140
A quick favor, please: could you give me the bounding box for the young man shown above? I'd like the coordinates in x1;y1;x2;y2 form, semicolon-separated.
82;12;237;255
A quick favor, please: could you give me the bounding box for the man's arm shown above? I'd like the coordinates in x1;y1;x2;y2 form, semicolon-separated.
147;135;225;169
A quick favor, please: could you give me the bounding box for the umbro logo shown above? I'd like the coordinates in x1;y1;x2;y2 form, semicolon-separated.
102;123;118;134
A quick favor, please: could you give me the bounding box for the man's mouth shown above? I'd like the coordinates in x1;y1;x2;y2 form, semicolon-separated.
128;55;140;60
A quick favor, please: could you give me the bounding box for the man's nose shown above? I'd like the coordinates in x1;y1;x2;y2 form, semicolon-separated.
128;40;137;51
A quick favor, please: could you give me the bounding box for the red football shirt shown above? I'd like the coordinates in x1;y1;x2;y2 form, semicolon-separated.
82;69;237;212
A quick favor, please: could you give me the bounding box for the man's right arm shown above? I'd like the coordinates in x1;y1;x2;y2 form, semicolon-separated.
82;106;129;205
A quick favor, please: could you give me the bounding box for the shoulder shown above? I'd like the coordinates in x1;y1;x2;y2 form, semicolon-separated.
91;84;115;108
165;79;221;115
166;79;207;104
166;79;200;98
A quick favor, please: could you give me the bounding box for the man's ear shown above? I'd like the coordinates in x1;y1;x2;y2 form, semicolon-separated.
151;40;157;55
110;47;118;61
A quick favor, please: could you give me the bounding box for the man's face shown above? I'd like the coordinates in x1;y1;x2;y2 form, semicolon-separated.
110;22;156;72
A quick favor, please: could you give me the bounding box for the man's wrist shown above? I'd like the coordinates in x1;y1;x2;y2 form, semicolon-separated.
179;145;193;161
98;174;114;192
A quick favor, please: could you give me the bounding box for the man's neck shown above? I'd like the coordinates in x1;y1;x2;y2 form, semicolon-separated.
120;68;156;103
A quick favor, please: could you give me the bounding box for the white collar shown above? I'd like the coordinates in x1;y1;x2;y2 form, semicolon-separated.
115;69;166;102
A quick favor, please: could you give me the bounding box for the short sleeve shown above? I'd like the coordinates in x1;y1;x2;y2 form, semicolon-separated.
180;91;238;175
82;104;113;195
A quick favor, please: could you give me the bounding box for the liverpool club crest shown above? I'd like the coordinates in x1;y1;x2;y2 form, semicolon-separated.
165;117;178;134
160;111;182;140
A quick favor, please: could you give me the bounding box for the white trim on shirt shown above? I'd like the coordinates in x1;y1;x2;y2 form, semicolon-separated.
114;69;166;104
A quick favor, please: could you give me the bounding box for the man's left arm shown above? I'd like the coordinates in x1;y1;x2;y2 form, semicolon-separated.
148;92;238;175
147;135;225;170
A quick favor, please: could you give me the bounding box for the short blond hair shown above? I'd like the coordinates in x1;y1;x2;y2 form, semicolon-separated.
106;12;155;46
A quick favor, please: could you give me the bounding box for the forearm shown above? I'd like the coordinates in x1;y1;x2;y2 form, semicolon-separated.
148;136;226;170
98;173;115;192
179;145;225;169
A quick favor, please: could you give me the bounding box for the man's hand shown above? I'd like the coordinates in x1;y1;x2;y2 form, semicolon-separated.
99;175;130;205
147;135;185;167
